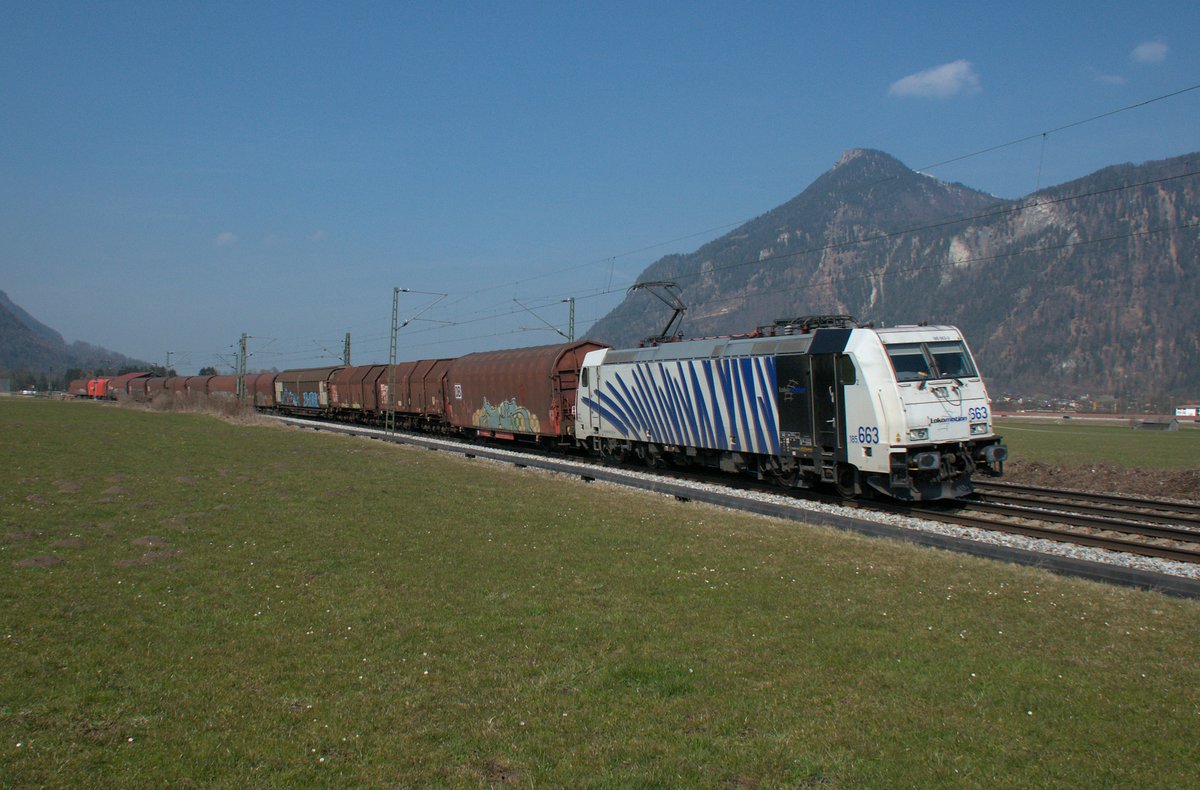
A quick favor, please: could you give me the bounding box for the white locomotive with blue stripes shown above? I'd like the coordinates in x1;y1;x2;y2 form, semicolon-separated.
575;316;1007;500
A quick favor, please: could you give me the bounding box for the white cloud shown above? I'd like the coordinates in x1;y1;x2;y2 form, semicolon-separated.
308;229;326;242
1094;71;1128;86
1131;39;1168;63
214;231;238;247
889;60;982;99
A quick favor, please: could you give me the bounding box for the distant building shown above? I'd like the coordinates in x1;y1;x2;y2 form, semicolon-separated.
1176;405;1200;417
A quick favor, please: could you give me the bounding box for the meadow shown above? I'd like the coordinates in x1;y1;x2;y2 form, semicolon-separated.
2;399;1198;786
995;417;1200;469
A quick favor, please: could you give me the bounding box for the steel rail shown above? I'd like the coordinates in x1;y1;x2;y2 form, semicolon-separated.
901;505;1200;565
954;500;1200;543
973;480;1200;520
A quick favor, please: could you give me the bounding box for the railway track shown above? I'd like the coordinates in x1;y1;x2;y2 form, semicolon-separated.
938;481;1200;564
972;480;1200;527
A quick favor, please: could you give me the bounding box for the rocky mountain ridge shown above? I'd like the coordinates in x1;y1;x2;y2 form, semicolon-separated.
586;149;1199;399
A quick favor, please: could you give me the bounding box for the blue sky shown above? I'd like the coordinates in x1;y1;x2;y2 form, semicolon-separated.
3;2;1197;373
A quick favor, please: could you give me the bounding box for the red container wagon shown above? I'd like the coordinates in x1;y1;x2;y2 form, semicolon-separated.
329;365;387;414
414;359;454;418
247;372;277;408
355;365;389;414
127;377;151;402
108;372;151;400
378;359;456;419
444;341;605;441
184;375;215;400
207;375;239;399
378;361;422;414
87;378;110;398
275;367;342;412
146;378;168;400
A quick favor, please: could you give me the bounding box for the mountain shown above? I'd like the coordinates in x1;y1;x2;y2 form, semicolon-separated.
586;149;1199;399
0;290;152;386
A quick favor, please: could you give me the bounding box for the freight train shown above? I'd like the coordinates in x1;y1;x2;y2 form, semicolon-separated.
71;317;1007;500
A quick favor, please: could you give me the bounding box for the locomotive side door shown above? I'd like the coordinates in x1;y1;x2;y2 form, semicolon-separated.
776;354;814;447
811;353;842;452
807;327;853;459
582;366;600;432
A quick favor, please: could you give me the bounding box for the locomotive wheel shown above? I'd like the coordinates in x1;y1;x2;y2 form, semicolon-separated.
834;463;860;498
605;444;627;465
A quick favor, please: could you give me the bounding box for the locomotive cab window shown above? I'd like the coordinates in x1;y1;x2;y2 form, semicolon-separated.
927;341;977;378
838;354;857;385
581;368;589;388
886;341;977;382
886;343;932;382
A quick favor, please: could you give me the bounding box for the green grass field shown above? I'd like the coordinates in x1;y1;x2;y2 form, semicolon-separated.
3;399;1199;786
995;417;1200;469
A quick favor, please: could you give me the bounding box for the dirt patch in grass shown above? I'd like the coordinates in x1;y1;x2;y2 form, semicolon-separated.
115;549;180;568
132;535;170;547
175;476;199;485
1004;460;1200;502
485;760;524;785
102;486;131;496
165;513;207;531
25;494;47;504
51;537;86;549
7;529;45;542
54;480;83;493
15;555;62;568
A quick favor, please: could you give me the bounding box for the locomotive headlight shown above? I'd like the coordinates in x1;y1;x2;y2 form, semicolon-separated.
970;422;989;435
907;428;929;442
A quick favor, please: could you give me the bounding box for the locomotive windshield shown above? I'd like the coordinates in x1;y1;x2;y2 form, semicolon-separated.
886;341;977;382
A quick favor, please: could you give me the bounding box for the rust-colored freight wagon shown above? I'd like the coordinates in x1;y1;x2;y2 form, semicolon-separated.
413;359;453;418
275;367;342;411
247;373;277;408
207;375;239;398
378;361;421;414
127;377;151;402
444;341;606;440
375;360;454;419
108;372;150;400
165;377;188;398
146;378;167;400
330;365;387;413
68;379;87;397
184;375;215;399
355;365;388;413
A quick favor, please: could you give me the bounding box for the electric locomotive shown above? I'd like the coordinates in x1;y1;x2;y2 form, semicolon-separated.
574;316;1006;500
